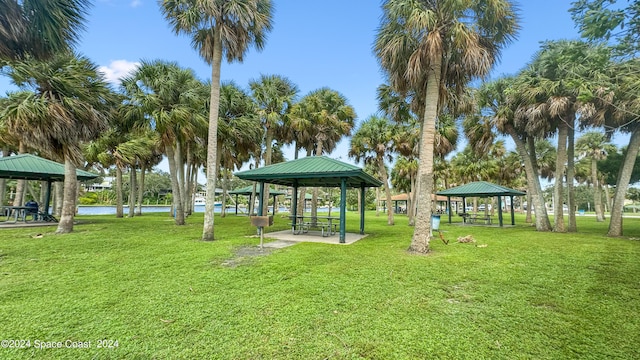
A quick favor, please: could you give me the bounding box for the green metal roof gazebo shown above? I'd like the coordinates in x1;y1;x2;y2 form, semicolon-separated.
0;154;98;215
235;156;382;243
228;185;287;215
437;181;526;227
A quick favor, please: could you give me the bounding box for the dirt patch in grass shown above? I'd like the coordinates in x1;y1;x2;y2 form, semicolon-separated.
218;246;275;268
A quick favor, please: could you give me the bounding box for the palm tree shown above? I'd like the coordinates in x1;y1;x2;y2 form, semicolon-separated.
1;53;113;233
0;0;89;61
160;0;273;241
374;0;519;253
576;132;615;222
349;115;396;225
292;88;356;220
249;74;298;214
217;81;262;217
477;77;553;231
121;60;208;225
517;41;612;232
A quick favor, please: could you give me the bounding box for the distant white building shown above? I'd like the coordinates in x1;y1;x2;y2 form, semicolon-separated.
85;176;114;192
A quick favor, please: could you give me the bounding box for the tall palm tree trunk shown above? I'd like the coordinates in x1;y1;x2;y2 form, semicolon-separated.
379;156;394;225
128;165;137;218
608;128;640;236
510;128;551;230
137;162;146;215
116;165;124;218
56;157;78;233
410;56;441;253
262;130;273;215
166;146;185;225
176;140;188;218
567;122;577;232
591;158;604;222
553;122;568;232
202;40;222;241
14;142;27;206
54;182;63;216
408;173;416;226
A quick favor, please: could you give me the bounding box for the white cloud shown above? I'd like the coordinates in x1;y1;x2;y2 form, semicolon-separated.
130;0;142;8
98;60;140;85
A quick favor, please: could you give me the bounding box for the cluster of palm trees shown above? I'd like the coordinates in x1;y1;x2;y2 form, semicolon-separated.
477;40;640;237
1;0;637;251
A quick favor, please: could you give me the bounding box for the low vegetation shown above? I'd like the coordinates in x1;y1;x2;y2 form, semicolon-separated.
0;213;639;359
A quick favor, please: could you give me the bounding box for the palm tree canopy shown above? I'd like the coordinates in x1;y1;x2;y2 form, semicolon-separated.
374;0;520;104
291;87;356;155
160;0;273;64
0;0;90;61
1;53;113;163
349;115;395;164
121;60;208;148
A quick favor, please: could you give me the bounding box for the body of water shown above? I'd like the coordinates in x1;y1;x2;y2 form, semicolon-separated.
77;205;246;216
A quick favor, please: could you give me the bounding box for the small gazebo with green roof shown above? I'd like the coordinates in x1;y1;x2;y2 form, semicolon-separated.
235;156;382;243
437;181;526;227
0;154;98;215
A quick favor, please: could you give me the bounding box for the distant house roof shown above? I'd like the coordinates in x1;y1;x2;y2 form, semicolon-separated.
437;181;525;197
235;156;382;188
0;154;98;182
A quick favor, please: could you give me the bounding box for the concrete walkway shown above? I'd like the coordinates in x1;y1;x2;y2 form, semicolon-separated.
263;229;368;246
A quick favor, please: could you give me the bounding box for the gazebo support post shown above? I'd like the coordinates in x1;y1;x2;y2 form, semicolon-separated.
258;182;265;216
235;194;238;215
44;180;53;216
497;195;503;227
447;196;452;223
359;184;365;235
510;195;515;225
340;178;346;243
292;185;298;227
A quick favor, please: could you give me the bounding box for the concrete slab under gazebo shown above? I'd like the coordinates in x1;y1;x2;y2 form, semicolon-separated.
437;181;526;227
235;156;383;243
228;185;287;215
0;154;98;219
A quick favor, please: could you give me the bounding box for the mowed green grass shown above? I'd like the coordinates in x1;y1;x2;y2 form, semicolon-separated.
0;211;639;359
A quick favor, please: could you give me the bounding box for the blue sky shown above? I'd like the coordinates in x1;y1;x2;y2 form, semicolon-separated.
3;0;625;171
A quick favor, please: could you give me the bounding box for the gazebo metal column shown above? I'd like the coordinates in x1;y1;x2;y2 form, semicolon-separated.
360;184;365;235
339;178;347;243
291;183;298;227
497;195;503;227
258;182;265;216
447;196;452;223
510;195;515;225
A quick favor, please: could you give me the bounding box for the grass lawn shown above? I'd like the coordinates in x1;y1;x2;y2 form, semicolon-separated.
0;211;639;359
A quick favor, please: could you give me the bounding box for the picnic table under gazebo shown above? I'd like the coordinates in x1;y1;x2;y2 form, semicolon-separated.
235;156;382;243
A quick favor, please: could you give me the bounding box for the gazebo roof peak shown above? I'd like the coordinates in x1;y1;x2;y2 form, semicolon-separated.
235;156;382;188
